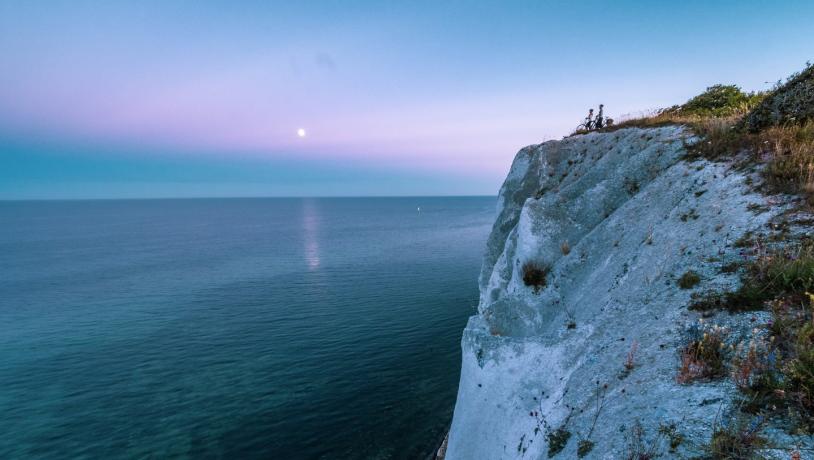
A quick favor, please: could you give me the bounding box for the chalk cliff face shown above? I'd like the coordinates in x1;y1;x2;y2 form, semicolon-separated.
446;127;798;458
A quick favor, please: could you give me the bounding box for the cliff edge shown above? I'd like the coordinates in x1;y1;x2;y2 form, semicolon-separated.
446;126;811;459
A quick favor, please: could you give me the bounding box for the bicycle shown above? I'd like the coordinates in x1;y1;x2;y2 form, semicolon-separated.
575;118;595;132
575;117;614;133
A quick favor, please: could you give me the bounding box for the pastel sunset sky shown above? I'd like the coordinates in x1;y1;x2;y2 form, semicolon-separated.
1;0;812;198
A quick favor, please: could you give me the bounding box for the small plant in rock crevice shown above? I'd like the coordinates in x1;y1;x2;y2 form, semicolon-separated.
706;411;767;460
623;420;663;460
680;208;700;222
576;380;609;458
521;389;574;457
657;423;684;453
619;340;638;379
522;261;550;293
677;322;729;384
689;291;733;312
560;240;571;256
678;270;702;289
546;428;571;458
576;439;594;458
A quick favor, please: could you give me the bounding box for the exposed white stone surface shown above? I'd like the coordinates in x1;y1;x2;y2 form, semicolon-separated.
447;127;798;459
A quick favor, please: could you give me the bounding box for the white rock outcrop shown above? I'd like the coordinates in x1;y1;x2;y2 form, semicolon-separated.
446;127;793;458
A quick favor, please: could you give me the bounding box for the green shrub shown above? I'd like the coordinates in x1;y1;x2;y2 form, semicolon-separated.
678;84;765;118
741;242;814;305
678;270;701;289
743;62;814;132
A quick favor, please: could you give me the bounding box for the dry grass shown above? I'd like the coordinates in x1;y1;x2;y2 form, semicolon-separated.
624;340;638;371
599;108;814;205
708;414;767;460
583;66;814;206
677;324;728;384
731;340;766;391
522;261;550;293
758;122;814;201
560;240;571;256
597;109;703;133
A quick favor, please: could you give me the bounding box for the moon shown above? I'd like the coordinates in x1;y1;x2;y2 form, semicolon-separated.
297;128;306;138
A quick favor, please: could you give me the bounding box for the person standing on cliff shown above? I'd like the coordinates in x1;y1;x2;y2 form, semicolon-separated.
585;108;594;129
595;104;605;129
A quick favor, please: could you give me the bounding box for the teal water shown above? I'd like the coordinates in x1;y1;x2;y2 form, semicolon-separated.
0;197;494;459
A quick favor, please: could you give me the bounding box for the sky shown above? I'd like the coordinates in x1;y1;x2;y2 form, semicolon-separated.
1;0;812;199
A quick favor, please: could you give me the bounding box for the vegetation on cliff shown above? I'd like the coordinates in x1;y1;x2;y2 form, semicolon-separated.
586;62;814;456
598;63;814;206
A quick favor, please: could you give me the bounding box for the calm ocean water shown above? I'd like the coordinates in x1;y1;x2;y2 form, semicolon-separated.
0;197;494;459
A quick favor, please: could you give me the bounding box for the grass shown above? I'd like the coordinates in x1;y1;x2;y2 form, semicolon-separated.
741;297;814;432
677;323;729;384
623;421;661;460
546;427;571;458
690;241;814;312
584;63;814;206
690;119;814;204
560;240;571;256
732;241;814;309
705;411;767;460
686;238;814;432
657;423;684;452
576;439;594;458
678;270;702;289
522;261;550;293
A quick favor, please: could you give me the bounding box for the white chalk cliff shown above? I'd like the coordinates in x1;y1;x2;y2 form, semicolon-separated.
445;127;803;458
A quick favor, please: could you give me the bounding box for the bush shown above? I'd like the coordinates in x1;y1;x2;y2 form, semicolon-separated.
523;261;550;293
678;270;701;289
743;62;814;132
679;84;765;118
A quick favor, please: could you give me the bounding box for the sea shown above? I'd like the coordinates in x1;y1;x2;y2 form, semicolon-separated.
0;197;495;459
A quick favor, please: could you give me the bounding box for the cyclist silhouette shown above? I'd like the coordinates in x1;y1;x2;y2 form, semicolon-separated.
595;104;605;129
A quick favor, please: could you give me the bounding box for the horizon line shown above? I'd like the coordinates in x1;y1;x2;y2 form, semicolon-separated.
0;194;498;202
